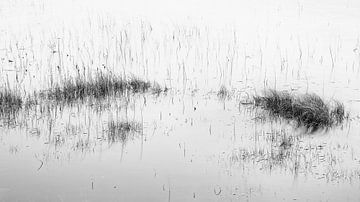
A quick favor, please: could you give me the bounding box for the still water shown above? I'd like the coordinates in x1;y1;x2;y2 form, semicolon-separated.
1;0;360;201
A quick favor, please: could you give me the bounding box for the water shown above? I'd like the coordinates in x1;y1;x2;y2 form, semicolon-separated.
1;0;360;201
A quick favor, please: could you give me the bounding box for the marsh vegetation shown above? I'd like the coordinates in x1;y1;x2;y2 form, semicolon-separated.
253;90;348;132
0;88;22;116
39;74;167;103
0;0;360;201
107;120;142;144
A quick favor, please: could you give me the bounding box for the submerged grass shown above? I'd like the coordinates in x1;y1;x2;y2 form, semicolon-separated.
107;120;142;144
39;73;167;103
0;88;23;117
253;90;348;132
217;85;231;100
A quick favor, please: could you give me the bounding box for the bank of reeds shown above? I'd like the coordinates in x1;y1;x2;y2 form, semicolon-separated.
253;90;347;132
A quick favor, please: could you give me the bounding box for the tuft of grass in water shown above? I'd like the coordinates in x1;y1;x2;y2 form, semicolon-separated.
253;90;348;133
39;73;167;103
151;82;169;96
107;121;142;144
0;88;23;117
127;77;151;93
217;85;231;100
330;100;346;125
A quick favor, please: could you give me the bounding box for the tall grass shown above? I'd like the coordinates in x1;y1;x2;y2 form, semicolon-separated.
253;90;348;132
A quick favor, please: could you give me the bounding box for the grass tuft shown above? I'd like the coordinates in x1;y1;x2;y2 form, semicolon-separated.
253;90;348;132
40;73;167;103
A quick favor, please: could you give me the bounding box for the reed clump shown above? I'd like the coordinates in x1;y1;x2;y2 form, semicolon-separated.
40;73;167;103
253;90;348;132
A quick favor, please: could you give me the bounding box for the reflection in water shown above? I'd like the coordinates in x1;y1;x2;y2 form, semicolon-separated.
107;120;142;144
0;92;359;201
